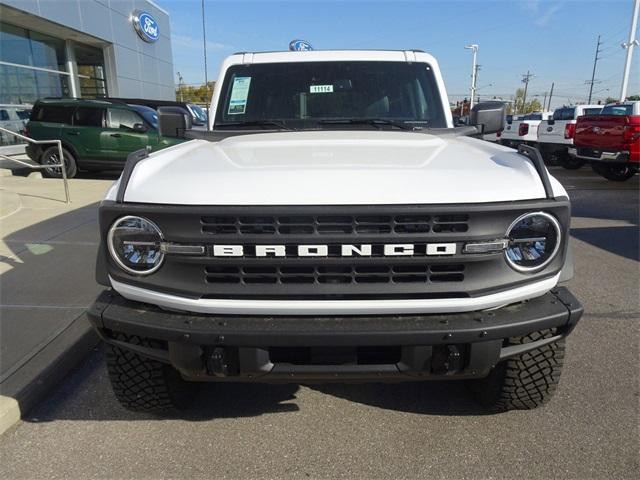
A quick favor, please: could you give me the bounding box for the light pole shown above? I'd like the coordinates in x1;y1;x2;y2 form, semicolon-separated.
202;0;210;130
177;71;184;102
464;44;479;111
620;0;639;101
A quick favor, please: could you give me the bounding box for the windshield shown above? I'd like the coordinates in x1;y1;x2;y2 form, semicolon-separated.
214;61;446;129
601;104;633;115
129;104;158;128
582;107;602;116
552;108;575;121
189;104;208;122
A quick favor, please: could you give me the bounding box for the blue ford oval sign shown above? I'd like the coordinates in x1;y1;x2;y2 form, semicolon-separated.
132;10;159;43
289;39;313;51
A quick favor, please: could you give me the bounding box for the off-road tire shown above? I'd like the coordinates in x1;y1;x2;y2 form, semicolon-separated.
591;162;636;182
40;146;77;178
559;153;585;170
105;334;198;413
467;329;565;412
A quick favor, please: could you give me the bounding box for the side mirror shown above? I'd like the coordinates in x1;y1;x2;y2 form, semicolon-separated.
547;119;555;125
132;122;148;133
470;101;506;134
157;106;192;138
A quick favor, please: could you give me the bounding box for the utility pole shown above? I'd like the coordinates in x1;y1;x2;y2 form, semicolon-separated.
201;0;210;130
586;35;602;104
464;44;479;111
547;82;554;110
521;71;534;113
620;0;640;101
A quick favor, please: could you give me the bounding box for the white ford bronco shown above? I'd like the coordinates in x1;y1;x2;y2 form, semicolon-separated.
88;49;583;413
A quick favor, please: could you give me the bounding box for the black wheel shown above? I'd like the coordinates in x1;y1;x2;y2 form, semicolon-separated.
591;162;636;182
40;146;77;178
467;329;565;412
559;153;585;170
105;334;198;413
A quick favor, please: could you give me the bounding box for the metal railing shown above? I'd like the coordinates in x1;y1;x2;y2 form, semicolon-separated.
0;126;70;203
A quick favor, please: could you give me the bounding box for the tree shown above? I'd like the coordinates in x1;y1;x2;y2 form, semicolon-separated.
528;98;542;112
175;81;216;103
512;88;543;114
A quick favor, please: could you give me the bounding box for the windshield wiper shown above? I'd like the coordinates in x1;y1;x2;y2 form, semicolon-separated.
317;118;418;131
215;120;294;131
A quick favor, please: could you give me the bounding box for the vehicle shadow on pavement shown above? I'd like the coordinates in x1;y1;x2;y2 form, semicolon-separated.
571;225;639;262
25;350;302;423
308;382;492;416
553;168;639;261
25;349;494;422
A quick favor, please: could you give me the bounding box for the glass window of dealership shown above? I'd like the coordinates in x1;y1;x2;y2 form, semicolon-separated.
0;22;107;104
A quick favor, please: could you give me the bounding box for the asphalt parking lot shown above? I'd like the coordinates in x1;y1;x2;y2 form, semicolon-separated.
0;167;638;480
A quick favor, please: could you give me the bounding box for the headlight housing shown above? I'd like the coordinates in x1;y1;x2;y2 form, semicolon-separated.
107;216;164;275
505;212;561;273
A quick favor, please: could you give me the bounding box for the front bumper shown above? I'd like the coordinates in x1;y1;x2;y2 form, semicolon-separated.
88;287;583;382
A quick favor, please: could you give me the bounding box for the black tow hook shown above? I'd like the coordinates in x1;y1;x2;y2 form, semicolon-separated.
208;347;229;377
431;345;464;375
206;347;239;377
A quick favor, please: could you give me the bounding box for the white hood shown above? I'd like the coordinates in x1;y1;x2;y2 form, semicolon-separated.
115;131;566;205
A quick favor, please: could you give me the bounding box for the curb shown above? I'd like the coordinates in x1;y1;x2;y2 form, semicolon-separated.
0;313;99;435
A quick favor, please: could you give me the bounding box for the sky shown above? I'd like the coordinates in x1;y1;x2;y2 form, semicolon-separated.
161;0;640;109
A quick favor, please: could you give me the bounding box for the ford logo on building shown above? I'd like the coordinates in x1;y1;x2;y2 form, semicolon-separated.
132;10;159;43
289;39;313;51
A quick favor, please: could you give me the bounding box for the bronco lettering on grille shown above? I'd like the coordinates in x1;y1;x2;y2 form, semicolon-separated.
211;243;457;257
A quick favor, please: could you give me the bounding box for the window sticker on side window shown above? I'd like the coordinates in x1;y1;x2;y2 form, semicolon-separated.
310;85;333;93
228;77;251;114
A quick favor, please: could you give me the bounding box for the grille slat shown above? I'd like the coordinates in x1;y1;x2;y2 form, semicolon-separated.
205;264;465;285
201;214;467;236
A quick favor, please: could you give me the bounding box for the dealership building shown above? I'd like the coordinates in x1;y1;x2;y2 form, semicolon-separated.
0;0;176;105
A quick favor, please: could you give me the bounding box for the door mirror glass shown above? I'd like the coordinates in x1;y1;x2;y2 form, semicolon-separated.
132;122;148;133
157;106;192;138
470;101;506;135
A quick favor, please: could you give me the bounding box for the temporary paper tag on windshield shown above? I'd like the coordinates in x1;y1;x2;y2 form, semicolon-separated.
228;77;251;114
310;85;333;94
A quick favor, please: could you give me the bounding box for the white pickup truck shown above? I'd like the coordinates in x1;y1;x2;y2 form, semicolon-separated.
88;49;582;415
500;112;553;148
537;105;603;169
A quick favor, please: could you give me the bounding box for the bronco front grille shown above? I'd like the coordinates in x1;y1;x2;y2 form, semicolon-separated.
205;263;465;285
201;214;469;236
100;200;570;300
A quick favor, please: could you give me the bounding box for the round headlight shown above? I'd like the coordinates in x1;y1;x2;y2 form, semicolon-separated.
107;216;164;275
505;212;561;273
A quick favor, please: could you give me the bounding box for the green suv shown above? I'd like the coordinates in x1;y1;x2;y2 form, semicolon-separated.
25;99;185;178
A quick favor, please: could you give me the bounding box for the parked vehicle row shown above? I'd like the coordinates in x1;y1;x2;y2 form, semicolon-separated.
484;101;638;182
500;111;553;149
570;101;640;181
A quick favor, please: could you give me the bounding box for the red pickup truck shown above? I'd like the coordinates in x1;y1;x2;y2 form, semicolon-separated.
569;101;640;181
